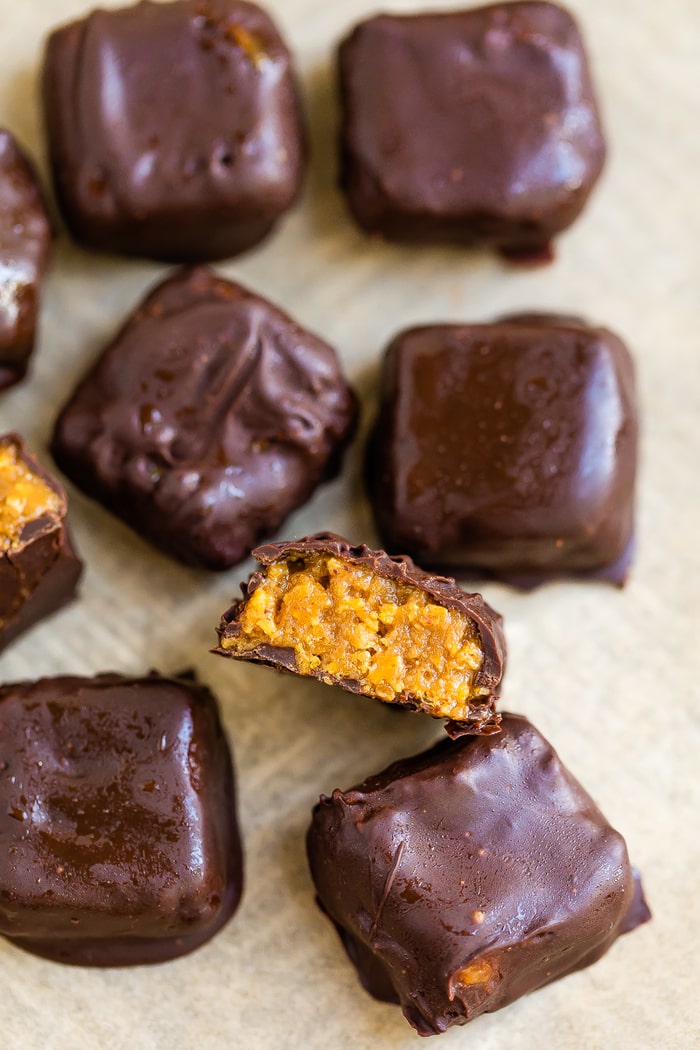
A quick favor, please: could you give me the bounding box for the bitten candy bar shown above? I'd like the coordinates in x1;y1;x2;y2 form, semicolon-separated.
42;0;306;262
0;672;242;966
51;267;358;571
307;714;650;1037
367;315;637;586
339;3;606;260
215;533;505;733
0;434;82;654
0;130;52;391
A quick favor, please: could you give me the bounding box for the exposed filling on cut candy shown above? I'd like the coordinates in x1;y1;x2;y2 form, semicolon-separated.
0;441;61;551
222;552;486;719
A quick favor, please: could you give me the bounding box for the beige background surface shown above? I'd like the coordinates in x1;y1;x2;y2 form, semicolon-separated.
1;0;699;1047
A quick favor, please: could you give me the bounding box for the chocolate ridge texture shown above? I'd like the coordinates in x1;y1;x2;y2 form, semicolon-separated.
215;532;506;733
307;713;651;1036
0;672;242;966
0;433;82;654
51;267;358;570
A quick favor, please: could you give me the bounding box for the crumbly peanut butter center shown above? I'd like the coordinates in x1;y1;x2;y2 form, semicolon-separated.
0;442;61;551
222;553;485;719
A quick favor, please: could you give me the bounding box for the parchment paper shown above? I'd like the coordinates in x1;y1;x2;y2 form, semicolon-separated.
1;1;699;1047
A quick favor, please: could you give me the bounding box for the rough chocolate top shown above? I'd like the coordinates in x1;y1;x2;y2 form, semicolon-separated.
367;314;637;586
51;269;358;570
42;0;306;262
307;713;650;1036
216;532;506;733
0;130;52;391
0;672;242;966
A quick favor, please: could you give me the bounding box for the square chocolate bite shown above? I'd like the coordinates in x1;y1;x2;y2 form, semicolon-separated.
0;130;52;391
0;434;82;654
0;673;242;966
308;714;650;1036
367;315;637;586
42;0;305;262
51;267;357;570
339;3;606;259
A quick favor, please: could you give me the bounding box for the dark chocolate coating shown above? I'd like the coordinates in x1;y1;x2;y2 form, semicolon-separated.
0;131;52;391
0;672;242;966
367;315;637;586
216;532;506;734
0;434;82;654
307;713;651;1037
339;3;606;258
42;0;305;262
51;268;358;570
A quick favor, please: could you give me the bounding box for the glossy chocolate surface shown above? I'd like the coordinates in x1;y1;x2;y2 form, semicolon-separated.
0;131;52;391
51;268;358;570
0;434;82;654
339;2;606;258
42;0;305;262
367;315;637;586
307;713;650;1036
0;672;242;966
216;532;506;734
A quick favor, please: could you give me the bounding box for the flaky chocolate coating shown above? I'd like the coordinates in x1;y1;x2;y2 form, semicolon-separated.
0;434;82;654
0;672;242;966
307;714;650;1037
0;131;52;391
339;3;606;259
215;533;506;733
51;268;358;570
42;0;305;262
367;315;637;587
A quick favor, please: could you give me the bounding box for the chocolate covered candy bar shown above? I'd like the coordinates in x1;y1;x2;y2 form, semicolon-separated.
0;672;242;966
339;3;606;259
42;0;305;262
51;268;358;570
367;315;637;586
215;533;505;733
0;434;82;654
307;714;650;1036
0;131;52;391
